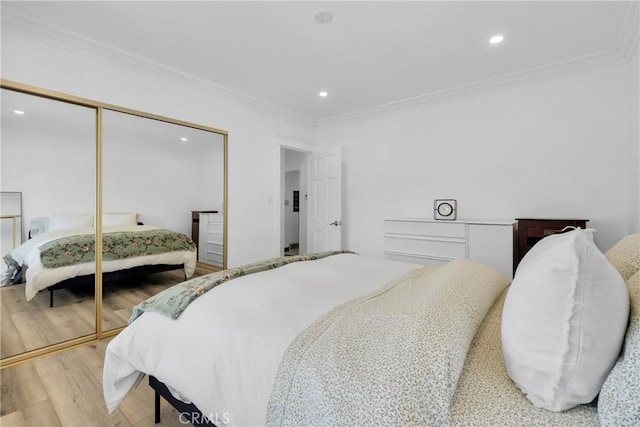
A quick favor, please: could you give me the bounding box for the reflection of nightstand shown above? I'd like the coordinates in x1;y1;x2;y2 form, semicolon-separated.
191;210;218;254
514;218;589;272
197;212;224;267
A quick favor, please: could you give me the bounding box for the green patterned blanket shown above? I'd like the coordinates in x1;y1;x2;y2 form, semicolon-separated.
40;229;195;268
129;250;354;323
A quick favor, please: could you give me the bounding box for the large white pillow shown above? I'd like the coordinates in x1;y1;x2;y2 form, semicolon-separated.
48;214;94;231
103;213;138;227
501;228;629;412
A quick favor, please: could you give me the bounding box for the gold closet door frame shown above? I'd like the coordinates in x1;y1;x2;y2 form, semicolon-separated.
0;79;229;368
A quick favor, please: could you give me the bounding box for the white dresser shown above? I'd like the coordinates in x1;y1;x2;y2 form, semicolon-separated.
198;212;224;267
383;218;515;279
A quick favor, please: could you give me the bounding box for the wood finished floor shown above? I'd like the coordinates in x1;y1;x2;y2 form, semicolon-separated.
1;262;222;426
1;263;220;359
0;337;187;426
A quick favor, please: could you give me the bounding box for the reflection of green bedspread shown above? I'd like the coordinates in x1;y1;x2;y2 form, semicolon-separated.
129;250;355;323
39;229;195;269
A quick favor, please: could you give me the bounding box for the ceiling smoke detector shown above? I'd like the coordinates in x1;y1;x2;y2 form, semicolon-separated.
314;12;333;24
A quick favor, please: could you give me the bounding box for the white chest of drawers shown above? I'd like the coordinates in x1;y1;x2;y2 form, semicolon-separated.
383;218;515;279
198;212;224;267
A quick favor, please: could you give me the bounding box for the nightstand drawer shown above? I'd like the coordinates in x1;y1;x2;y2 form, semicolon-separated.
384;252;450;267
206;222;224;235
206;242;223;253
383;235;466;259
206;233;223;245
203;242;223;266
383;218;515;279
384;220;466;238
203;251;223;266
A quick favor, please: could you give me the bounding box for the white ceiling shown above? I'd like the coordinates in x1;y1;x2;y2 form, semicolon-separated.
1;1;636;124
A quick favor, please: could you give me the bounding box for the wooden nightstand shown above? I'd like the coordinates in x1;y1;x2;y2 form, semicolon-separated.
514;218;589;273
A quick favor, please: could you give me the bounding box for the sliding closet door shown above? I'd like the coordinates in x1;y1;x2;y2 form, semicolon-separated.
100;109;226;332
0;88;97;360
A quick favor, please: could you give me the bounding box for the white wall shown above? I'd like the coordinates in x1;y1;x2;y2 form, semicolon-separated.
630;47;640;233
102;131;211;236
317;63;639;255
2;29;316;266
1;126;95;233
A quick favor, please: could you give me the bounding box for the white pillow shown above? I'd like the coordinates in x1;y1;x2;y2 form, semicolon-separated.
48;214;94;231
103;213;138;227
501;228;629;412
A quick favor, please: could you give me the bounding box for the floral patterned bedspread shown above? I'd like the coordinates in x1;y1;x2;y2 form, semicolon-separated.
39;229;195;268
128;250;354;323
450;290;599;426
266;259;510;426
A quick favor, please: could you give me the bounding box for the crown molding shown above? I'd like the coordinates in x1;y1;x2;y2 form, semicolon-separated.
1;7;317;128
3;4;636;131
318;48;627;128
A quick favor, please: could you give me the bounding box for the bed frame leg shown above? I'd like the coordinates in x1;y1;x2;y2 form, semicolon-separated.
49;290;54;308
154;389;161;423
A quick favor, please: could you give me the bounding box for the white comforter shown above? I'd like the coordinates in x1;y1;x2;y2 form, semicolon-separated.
103;253;416;426
2;225;196;300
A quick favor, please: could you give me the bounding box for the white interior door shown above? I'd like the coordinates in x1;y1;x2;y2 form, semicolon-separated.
309;146;342;252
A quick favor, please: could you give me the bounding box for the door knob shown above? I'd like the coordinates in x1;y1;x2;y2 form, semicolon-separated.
329;220;342;226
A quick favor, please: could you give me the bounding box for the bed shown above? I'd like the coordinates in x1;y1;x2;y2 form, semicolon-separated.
1;217;197;306
102;232;640;426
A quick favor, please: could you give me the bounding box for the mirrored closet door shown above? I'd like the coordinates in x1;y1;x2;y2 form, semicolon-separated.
101;110;226;331
0;88;97;359
1;80;228;366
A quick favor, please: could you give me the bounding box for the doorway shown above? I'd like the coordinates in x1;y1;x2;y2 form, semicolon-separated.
284;170;300;256
281;148;308;256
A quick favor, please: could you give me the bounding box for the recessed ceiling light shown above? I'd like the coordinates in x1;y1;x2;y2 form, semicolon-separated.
314;12;333;24
13;110;25;115
180;137;188;142
319;91;328;98
489;34;504;45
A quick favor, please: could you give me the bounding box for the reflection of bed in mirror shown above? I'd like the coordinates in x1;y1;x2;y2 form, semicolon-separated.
1;213;197;307
0;81;228;365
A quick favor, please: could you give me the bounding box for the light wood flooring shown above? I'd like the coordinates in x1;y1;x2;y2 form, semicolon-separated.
1;262;222;426
1;263;220;359
0;337;187;426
